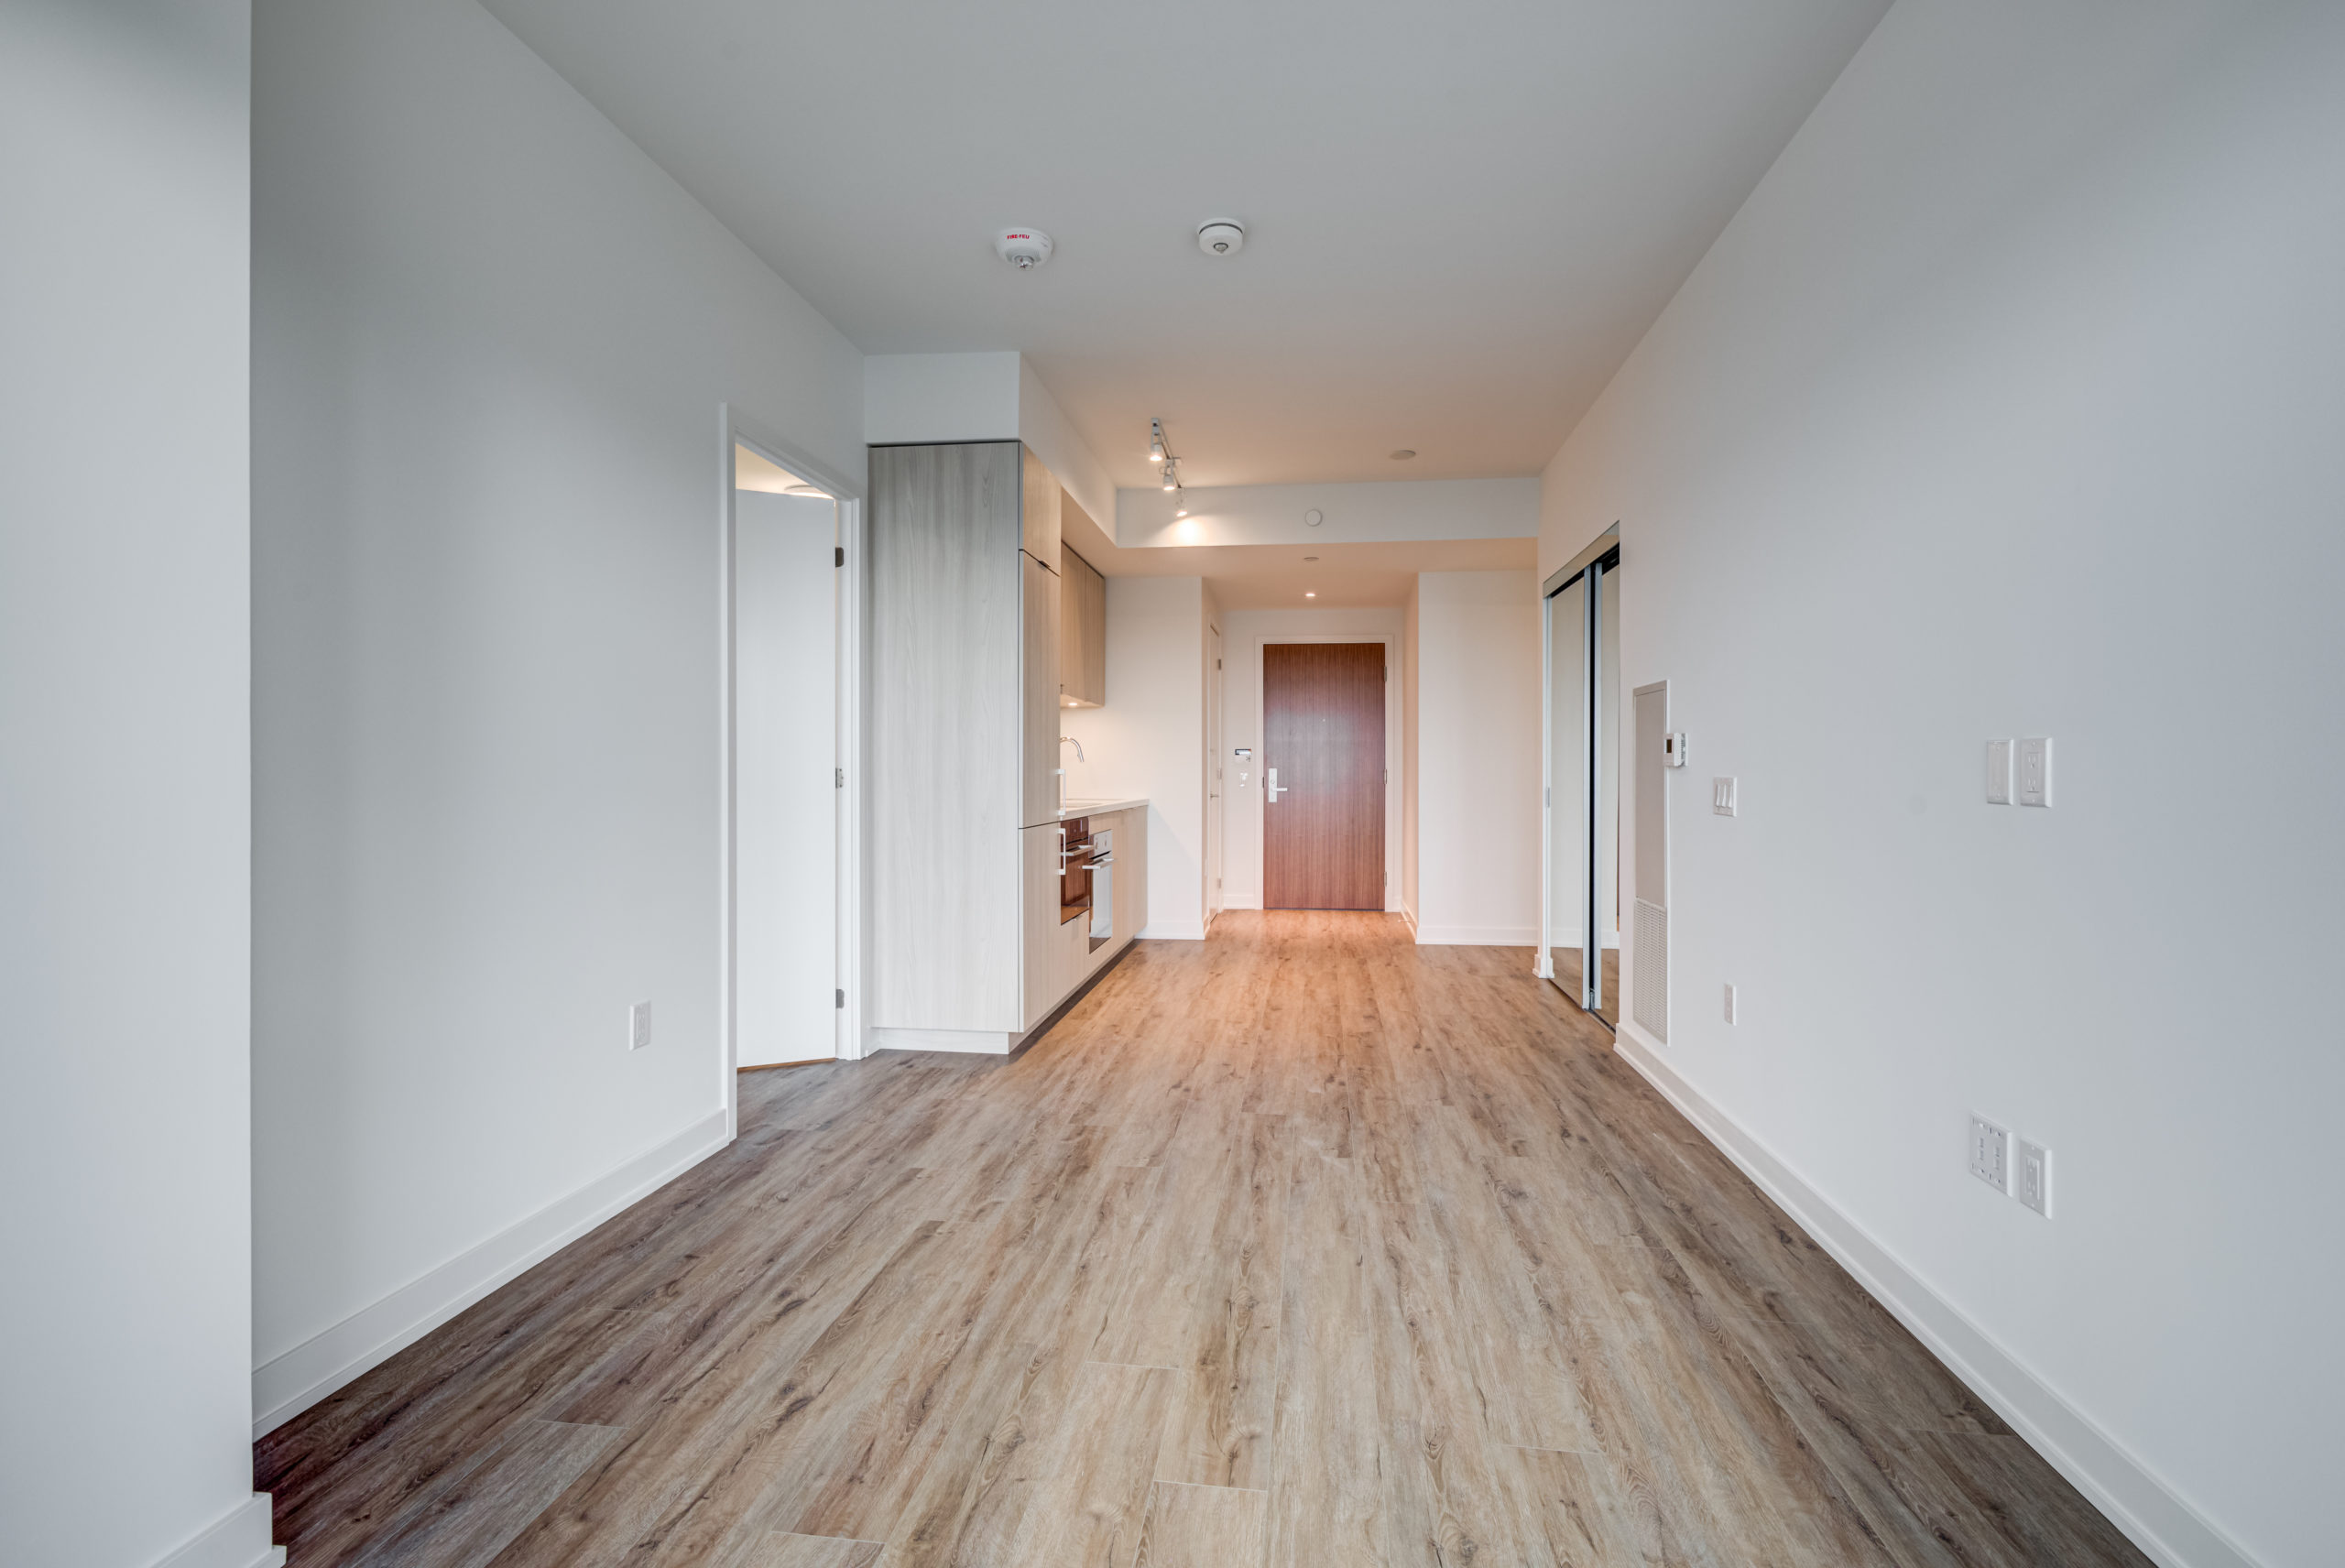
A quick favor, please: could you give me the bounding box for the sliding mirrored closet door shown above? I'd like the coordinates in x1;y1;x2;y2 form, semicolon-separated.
1542;530;1621;1026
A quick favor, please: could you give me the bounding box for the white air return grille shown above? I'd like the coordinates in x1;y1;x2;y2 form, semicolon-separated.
1632;898;1668;1041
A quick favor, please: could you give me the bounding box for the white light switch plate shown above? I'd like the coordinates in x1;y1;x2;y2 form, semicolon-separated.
2018;737;2053;807
1722;983;1737;1025
1986;739;2012;804
1969;1114;2009;1193
1712;777;1737;817
629;1001;652;1051
2017;1138;2052;1216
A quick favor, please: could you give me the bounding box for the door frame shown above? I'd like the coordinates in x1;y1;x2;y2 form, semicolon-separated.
1252;632;1403;913
1205;618;1225;931
720;406;867;1145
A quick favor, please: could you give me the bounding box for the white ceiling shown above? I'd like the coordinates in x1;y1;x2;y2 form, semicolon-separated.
1060;496;1532;610
485;0;1886;488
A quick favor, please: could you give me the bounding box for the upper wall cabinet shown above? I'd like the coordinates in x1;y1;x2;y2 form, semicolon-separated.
1060;545;1107;709
1020;446;1060;562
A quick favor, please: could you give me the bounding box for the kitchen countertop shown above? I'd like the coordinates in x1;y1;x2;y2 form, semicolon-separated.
1058;796;1148;818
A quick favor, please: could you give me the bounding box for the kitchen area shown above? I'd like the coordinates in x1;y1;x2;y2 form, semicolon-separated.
867;440;1147;1053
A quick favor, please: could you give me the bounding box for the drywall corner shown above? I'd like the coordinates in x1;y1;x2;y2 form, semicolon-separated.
1017;357;1115;531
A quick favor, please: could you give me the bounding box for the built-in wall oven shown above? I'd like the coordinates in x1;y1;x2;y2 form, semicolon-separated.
1059;818;1115;952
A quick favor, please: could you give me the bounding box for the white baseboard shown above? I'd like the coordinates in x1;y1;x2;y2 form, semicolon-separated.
869;1025;1016;1054
1413;923;1538;946
1221;892;1262;910
1611;1023;2260;1568
251;1108;729;1438
1135;920;1205;940
1397;903;1419;935
150;1494;282;1568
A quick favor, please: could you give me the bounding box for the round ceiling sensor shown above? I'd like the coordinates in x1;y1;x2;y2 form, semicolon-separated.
1304;508;1325;527
1389;449;1416;461
1197;221;1245;256
994;229;1053;269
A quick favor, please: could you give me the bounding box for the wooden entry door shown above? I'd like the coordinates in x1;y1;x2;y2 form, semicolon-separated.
1263;642;1385;909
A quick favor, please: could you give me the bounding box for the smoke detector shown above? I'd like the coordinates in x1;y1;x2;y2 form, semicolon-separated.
1196;220;1245;256
994;229;1053;269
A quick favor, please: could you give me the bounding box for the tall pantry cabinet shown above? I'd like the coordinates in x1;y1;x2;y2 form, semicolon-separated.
868;441;1074;1050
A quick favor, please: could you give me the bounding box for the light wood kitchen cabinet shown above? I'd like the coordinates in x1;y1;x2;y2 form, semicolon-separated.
1020;551;1062;829
868;441;1025;1034
1113;810;1146;943
1020;822;1065;1029
1020;445;1060;561
1059;545;1106;709
871;438;1138;1052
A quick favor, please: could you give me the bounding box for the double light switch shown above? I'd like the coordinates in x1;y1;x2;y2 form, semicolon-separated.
1986;737;2052;807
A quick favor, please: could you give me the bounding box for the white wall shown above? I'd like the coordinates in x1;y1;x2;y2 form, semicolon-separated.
1219;607;1405;911
1059;577;1208;939
1413;572;1543;946
0;5;278;1566
1540;5;2344;1566
250;0;867;1432
864;352;1021;444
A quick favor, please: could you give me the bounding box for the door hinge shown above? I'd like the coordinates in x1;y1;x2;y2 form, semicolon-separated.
835;989;845;1009
834;768;845;788
834;546;845;567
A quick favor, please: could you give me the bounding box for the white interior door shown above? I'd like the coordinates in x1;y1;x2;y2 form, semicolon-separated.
736;490;837;1065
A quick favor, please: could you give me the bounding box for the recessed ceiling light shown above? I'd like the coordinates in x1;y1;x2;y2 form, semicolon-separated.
1304;591;1316;598
1390;449;1416;461
1303;555;1319;562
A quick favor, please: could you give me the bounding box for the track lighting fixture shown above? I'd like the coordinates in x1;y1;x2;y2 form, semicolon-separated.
1149;419;1189;516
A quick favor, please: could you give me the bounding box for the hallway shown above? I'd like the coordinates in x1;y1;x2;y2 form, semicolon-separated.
259;914;2146;1567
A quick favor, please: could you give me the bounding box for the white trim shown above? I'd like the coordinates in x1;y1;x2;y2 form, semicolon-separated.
1222;892;1264;910
148;1496;282;1568
1413;923;1539;947
1611;1023;2262;1568
1251;631;1403;912
251;1109;727;1437
721;409;870;1102
869;1026;1018;1055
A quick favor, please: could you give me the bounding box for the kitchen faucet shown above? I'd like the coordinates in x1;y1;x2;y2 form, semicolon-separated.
1058;734;1084;814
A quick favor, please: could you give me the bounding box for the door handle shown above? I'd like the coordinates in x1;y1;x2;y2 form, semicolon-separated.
1266;768;1286;803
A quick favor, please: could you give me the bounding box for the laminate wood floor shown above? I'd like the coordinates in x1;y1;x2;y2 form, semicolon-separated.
259;912;2150;1568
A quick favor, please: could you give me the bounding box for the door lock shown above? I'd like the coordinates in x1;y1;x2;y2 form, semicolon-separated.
1266;768;1286;803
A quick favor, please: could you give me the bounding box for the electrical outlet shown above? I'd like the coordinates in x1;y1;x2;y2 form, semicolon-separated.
1712;777;1738;817
1968;1114;2009;1193
629;1001;652;1051
2016;1138;2052;1217
1985;739;2012;804
2018;737;2053;807
1722;983;1737;1025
